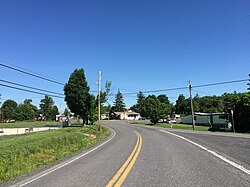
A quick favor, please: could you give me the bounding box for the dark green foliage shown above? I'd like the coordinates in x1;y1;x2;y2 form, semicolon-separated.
175;94;188;114
15;100;38;121
130;91;145;115
234;93;250;133
1;99;18;120
39;96;58;120
142;95;161;124
64;69;91;124
87;94;97;125
113;90;126;112
174;92;250;133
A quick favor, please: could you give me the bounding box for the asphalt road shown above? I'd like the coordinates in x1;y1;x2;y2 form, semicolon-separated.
4;121;250;187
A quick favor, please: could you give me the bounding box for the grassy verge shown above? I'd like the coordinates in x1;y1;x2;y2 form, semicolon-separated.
129;121;209;131
0;126;110;184
155;123;209;131
0;121;61;128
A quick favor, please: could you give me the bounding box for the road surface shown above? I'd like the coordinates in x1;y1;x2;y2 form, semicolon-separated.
3;121;250;187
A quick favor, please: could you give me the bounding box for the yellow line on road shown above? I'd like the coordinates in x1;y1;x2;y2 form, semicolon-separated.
106;131;142;187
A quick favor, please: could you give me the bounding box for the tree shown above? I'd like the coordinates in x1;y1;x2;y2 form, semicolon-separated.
87;94;98;125
63;108;71;117
175;94;188;114
142;95;162;124
1;99;18;121
130;91;145;115
39;95;57;120
113;90;126;112
16;99;38;121
232;93;250;132
64;68;91;125
99;80;112;114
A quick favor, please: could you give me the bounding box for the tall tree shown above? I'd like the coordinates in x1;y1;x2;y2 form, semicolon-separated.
142;95;162;124
130;91;145;115
175;94;188;114
113;90;125;112
39;95;57;120
64;68;91;124
1;99;18;120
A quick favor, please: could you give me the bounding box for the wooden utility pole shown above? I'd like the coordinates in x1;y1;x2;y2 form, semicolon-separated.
189;80;195;130
97;71;101;131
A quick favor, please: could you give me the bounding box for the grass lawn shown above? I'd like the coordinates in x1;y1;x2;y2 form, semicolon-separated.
0;121;61;128
0;125;110;184
129;121;209;131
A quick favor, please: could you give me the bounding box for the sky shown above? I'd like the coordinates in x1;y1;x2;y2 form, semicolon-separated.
0;0;250;112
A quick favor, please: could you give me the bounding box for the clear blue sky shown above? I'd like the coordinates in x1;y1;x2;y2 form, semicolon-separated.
0;0;249;112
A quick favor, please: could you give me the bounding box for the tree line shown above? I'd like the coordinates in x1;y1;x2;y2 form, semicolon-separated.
0;96;59;121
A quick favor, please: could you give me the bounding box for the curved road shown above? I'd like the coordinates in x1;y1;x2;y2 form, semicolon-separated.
5;121;250;187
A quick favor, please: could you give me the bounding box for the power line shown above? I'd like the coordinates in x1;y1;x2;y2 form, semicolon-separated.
0;79;64;96
118;78;249;96
0;83;64;99
0;60;64;84
0;61;98;93
120;86;188;96
0;63;65;85
192;79;249;88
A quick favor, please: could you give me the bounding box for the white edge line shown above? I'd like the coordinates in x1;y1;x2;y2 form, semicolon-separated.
160;129;250;176
16;128;116;187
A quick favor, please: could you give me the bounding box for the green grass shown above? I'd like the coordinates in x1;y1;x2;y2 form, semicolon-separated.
0;126;110;184
129;121;209;131
0;121;61;128
155;123;210;131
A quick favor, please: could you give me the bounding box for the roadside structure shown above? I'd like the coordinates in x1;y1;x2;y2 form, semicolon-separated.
181;112;228;128
113;110;141;120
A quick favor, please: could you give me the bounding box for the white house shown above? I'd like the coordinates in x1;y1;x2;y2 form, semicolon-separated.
181;112;228;128
114;110;141;120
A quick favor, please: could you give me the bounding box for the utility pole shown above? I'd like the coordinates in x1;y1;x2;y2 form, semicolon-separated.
189;80;195;130
97;71;102;131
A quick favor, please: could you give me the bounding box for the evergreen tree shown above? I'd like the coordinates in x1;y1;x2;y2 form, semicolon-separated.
113;90;125;112
130;91;145;115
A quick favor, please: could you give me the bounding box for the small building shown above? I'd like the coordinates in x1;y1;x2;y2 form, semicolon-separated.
56;115;68;122
181;112;228;128
114;110;141;120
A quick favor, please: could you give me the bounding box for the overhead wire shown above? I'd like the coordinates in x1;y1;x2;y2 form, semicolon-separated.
0;61;98;93
0;83;64;99
0;79;64;96
117;78;249;96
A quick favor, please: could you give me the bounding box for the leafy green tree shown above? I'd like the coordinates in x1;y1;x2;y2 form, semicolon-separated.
87;94;98;125
175;94;188;114
1;99;18;120
39;95;57;120
130;91;145;115
113;90;126;112
157;94;170;104
64;68;91;125
15;99;38;121
52;106;59;120
142;95;162;124
233;93;250;132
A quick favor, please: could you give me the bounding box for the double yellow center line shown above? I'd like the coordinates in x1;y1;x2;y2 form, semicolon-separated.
106;131;142;187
